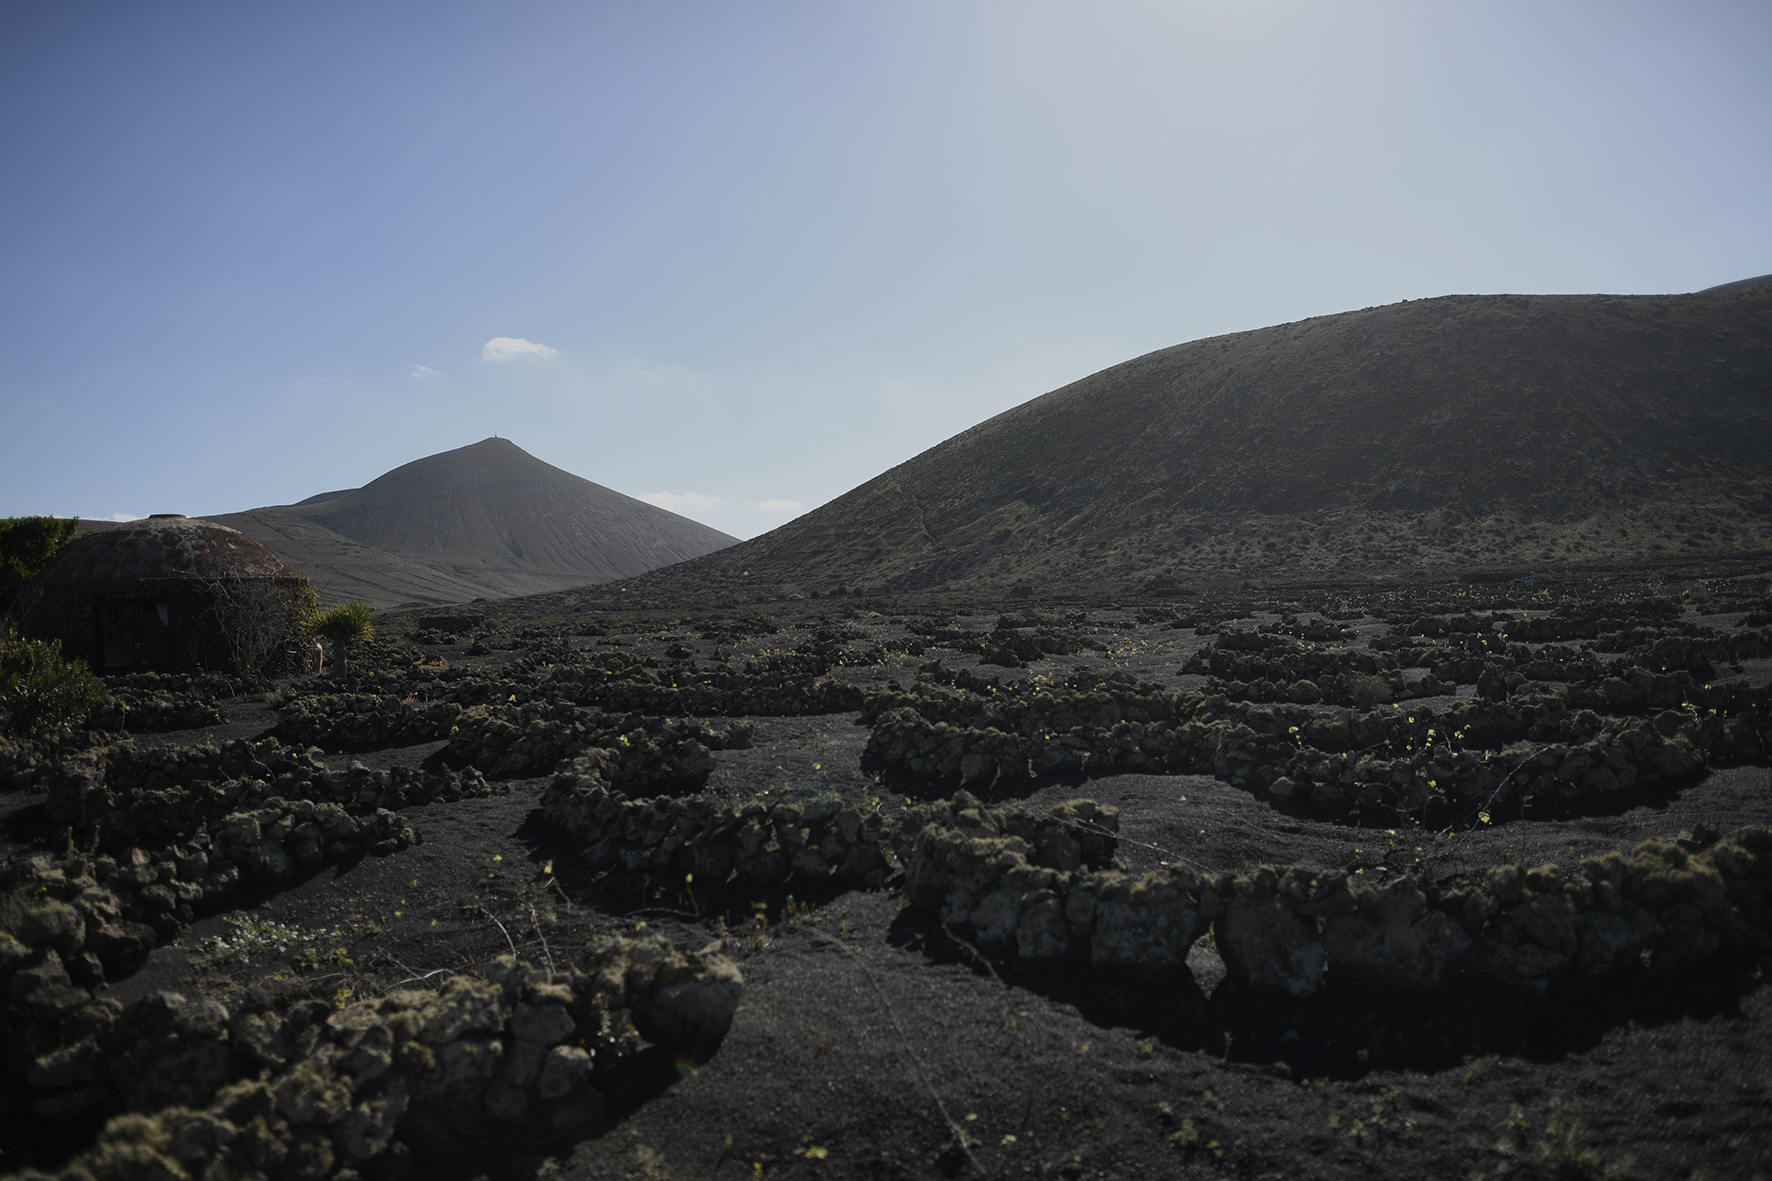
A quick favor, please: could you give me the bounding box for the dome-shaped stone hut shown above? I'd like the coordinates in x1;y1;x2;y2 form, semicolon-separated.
12;515;311;675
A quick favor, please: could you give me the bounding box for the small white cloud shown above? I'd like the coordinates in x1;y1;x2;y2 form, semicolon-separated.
482;336;559;363
410;364;438;378
757;499;803;515
638;491;726;514
106;513;143;522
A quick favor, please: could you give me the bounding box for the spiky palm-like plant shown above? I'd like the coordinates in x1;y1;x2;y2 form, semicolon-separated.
312;601;376;678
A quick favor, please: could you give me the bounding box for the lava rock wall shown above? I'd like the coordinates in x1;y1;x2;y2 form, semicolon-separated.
0;937;742;1181
899;807;1772;1001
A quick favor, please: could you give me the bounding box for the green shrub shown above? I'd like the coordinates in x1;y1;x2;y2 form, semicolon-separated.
1348;673;1394;709
0;888;33;939
1533;1097;1599;1175
0;516;84;613
0;630;105;738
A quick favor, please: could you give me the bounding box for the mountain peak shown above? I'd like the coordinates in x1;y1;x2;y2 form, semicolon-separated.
211;439;737;605
323;438;737;577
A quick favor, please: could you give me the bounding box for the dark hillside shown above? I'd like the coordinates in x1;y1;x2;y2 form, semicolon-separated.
210;438;739;605
574;285;1772;604
301;438;735;579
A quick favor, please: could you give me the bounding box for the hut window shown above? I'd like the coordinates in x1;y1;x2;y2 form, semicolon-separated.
99;600;176;669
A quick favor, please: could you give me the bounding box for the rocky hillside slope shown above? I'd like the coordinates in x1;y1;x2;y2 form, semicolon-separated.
571;283;1772;605
209;438;737;606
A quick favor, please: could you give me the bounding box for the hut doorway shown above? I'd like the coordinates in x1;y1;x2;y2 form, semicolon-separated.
97;599;176;670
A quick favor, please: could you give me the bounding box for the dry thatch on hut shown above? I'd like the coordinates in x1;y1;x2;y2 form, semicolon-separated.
11;515;313;676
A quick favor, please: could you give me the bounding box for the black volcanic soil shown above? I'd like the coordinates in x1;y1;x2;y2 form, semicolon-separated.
5;589;1772;1181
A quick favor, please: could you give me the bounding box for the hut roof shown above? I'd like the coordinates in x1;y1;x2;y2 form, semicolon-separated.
30;516;297;585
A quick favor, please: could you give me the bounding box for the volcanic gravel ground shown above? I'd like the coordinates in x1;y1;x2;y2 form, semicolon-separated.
5;599;1772;1180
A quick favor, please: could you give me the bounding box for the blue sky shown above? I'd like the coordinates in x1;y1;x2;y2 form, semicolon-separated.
3;1;1768;538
